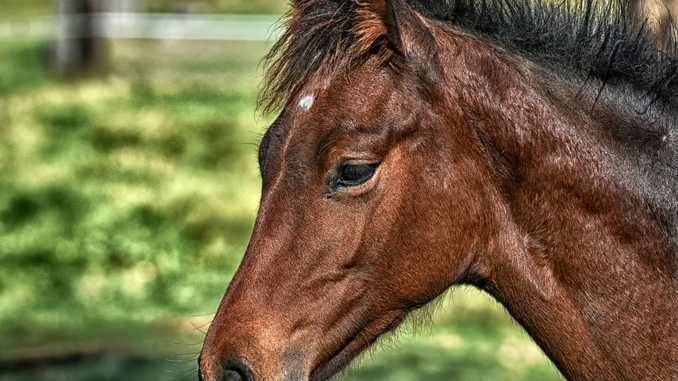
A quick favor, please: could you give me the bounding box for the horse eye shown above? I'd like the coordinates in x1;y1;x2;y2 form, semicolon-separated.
336;163;379;187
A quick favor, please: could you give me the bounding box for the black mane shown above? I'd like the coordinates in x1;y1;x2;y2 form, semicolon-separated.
412;0;678;109
261;0;678;113
411;0;677;241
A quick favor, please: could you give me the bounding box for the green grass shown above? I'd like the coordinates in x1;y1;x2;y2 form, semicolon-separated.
0;39;269;345
0;39;563;381
0;1;51;20
0;0;287;20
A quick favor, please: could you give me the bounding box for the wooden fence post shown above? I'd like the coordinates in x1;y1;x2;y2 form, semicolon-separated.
53;0;107;74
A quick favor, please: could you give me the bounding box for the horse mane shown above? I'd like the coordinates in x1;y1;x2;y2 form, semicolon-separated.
259;0;678;115
259;0;387;113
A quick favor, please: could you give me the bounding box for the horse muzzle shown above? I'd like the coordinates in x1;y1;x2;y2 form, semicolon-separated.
199;356;256;381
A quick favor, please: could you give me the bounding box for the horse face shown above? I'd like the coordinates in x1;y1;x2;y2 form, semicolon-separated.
200;3;494;381
199;57;491;381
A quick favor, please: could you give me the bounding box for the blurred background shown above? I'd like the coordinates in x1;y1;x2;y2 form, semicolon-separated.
0;1;563;380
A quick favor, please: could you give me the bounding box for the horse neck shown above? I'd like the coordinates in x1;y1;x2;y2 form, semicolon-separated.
441;32;678;381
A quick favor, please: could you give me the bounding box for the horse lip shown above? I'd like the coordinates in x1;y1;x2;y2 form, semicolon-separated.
308;310;407;381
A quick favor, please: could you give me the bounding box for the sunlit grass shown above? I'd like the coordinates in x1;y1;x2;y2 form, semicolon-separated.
0;40;271;344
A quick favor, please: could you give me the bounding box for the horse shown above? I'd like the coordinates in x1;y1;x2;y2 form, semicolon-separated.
199;0;678;380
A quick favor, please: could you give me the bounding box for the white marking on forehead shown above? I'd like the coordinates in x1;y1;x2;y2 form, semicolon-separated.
298;94;315;111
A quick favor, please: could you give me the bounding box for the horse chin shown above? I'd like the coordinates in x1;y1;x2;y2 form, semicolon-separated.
308;310;407;381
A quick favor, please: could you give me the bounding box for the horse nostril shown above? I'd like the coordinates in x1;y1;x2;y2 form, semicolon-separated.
222;370;244;381
222;358;254;381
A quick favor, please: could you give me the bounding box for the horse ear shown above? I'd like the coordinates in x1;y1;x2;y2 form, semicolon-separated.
383;0;443;85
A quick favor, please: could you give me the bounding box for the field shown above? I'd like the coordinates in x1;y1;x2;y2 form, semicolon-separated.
0;0;288;19
0;38;564;381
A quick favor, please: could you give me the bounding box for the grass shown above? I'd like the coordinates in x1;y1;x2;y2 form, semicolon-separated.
0;39;564;381
0;0;288;20
0;39;268;346
0;1;51;20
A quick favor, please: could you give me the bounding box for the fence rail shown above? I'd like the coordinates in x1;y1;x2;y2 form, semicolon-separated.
0;13;281;41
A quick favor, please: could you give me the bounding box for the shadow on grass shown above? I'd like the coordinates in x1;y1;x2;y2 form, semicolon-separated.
0;40;49;96
0;183;89;234
0;338;560;381
0;353;192;381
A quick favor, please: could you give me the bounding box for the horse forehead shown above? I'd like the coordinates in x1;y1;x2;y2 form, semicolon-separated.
295;65;388;113
288;69;395;133
298;94;315;111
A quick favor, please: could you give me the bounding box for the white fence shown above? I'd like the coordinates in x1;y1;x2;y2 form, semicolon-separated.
0;13;281;41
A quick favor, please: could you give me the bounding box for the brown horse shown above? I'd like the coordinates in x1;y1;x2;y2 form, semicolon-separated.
199;0;678;380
